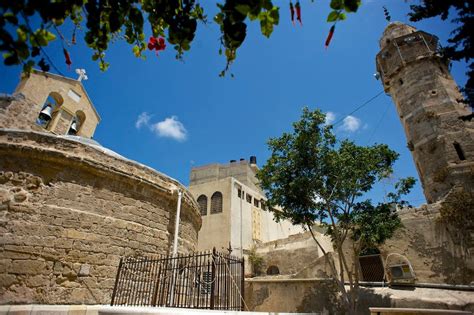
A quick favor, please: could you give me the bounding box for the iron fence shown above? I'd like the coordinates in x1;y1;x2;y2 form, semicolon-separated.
110;248;245;310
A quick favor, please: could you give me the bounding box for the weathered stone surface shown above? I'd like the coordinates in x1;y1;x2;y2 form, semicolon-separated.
0;129;201;305
245;279;474;314
376;22;474;204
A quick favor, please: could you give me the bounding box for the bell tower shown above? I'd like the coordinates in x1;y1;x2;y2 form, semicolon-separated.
376;22;474;203
0;69;100;139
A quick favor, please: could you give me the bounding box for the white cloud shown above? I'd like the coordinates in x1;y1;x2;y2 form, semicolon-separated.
340;115;362;132
325;112;336;125
135;112;151;129
151;116;187;141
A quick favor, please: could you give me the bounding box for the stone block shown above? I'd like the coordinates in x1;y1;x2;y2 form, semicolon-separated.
78;264;90;277
7;305;32;315
67;306;87;315
0;305;9;315
8;260;46;275
25;275;49;287
31;305;69;315
0;273;18;287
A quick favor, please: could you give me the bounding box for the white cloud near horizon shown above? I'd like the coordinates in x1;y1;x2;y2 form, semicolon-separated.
340;115;362;133
135;112;188;142
151;116;187;141
135;112;151;129
325;111;336;125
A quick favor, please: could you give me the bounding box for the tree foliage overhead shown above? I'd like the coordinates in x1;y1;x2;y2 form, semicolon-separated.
256;108;415;313
408;0;474;107
0;0;361;75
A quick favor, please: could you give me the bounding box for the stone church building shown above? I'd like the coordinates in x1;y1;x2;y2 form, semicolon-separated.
0;70;201;304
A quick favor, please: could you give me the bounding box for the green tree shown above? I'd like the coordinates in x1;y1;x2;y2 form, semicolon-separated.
0;0;360;75
256;108;415;314
408;0;473;107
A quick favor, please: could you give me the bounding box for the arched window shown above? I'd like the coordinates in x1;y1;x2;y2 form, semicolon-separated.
197;195;208;216
266;265;280;275
210;192;223;214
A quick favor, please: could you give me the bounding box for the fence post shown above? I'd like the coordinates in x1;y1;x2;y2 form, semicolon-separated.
210;247;217;310
241;256;245;311
110;257;123;306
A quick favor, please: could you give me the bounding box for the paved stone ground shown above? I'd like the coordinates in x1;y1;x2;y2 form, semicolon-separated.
0;305;317;315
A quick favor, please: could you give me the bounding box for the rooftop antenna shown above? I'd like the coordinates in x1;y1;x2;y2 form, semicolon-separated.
383;6;391;22
75;68;88;82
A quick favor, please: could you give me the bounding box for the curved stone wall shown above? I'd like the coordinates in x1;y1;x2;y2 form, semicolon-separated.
0;129;201;304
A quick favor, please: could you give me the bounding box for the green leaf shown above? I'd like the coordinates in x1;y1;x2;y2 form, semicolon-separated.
132;45;140;57
330;0;343;10
327;11;340;22
343;0;361;12
235;4;251;16
16;27;27;42
3;12;18;24
269;7;280;24
259;13;273;38
32;29;56;46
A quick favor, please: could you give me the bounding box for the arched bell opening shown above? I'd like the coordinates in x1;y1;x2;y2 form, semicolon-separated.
37;92;64;130
68;118;78;135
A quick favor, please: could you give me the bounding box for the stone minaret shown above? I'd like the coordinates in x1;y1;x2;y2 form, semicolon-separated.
376;22;474;203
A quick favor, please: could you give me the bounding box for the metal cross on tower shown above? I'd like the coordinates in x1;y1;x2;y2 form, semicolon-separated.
75;68;88;82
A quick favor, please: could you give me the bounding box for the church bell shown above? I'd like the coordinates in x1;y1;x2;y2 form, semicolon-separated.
38;104;53;121
69;120;78;134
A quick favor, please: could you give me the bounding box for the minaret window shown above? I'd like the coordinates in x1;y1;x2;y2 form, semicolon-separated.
453;142;466;161
210;192;223;214
197;195;208;216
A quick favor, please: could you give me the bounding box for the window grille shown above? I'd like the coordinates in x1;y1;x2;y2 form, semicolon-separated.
211;192;223;214
197;195;208;216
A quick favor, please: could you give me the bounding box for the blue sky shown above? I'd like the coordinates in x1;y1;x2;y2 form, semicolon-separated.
0;0;468;207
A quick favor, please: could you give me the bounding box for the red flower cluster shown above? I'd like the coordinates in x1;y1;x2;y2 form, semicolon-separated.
148;37;166;55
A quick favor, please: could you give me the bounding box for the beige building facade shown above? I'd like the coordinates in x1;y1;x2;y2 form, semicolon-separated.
189;159;303;257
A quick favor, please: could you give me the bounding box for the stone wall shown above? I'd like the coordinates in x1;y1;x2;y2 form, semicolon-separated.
337;205;474;285
380;205;474;284
254;230;333;277
0;94;44;133
0;129;201;305
244;278;342;314
245;279;474;314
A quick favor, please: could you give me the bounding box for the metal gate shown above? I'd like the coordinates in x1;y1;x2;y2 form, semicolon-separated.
110;248;245;310
359;254;385;281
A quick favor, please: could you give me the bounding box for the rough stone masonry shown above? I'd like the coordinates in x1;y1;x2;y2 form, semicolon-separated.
0;72;201;305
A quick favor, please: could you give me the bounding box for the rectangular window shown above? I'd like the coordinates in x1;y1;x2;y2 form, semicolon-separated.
237;189;242;198
67;89;82;103
261;201;266;211
246;194;252;204
254;199;259;208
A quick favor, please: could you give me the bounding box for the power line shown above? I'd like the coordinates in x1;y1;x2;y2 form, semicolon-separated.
331;90;385;126
366;102;390;144
20;12;66;77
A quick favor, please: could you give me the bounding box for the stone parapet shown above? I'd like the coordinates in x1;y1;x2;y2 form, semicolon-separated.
0;129;201;305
